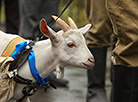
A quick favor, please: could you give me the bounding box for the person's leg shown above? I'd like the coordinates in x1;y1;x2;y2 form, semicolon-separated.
37;0;61;38
39;0;60;25
5;0;19;34
106;0;138;102
112;65;138;102
85;0;114;102
19;0;60;40
87;47;108;102
19;0;41;39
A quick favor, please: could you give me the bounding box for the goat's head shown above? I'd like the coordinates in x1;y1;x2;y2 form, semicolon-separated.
40;16;94;69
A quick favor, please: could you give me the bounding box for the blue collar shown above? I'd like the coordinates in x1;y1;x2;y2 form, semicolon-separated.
11;41;49;86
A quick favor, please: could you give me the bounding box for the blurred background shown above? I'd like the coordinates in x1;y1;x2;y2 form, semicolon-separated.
59;0;88;27
0;0;88;31
0;0;5;31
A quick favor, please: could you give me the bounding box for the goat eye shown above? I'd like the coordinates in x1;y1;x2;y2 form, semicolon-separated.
67;42;76;48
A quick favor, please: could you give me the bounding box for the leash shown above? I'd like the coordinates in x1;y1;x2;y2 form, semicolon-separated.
34;0;74;43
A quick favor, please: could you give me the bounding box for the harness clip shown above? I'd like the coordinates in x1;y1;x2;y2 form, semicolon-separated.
7;69;18;78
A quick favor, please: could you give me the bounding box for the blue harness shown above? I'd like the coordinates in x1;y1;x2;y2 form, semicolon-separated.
11;41;49;86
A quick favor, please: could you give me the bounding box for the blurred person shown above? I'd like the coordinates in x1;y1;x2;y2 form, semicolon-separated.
19;0;69;87
106;0;138;102
19;0;60;40
86;0;138;102
0;0;19;34
85;0;115;102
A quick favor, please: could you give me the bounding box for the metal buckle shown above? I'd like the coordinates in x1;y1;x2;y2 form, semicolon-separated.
7;69;18;78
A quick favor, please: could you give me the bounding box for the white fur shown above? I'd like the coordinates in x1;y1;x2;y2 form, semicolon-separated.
0;23;94;102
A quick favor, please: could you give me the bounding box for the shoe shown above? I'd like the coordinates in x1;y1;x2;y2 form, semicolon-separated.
49;73;69;87
112;65;138;102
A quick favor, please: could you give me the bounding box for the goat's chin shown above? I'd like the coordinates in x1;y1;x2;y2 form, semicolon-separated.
81;62;94;69
67;62;94;69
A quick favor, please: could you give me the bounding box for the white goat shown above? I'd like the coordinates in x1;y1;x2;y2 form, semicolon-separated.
0;16;94;102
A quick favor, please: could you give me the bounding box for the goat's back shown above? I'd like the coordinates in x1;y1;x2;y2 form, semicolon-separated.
0;30;19;55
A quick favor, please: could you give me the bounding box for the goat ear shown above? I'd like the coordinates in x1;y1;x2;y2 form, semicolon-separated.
79;24;92;35
40;19;58;42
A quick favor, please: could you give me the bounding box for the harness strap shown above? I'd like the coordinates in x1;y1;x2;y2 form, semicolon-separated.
14;74;33;85
1;37;25;57
9;41;56;102
9;44;31;71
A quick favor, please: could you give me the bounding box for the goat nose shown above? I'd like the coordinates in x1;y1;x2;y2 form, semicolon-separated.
88;57;94;63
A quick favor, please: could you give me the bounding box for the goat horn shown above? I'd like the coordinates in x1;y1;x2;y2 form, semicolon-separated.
52;16;71;32
68;17;78;29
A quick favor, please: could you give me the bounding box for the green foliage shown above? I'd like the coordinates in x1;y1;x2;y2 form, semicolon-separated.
59;0;88;28
0;1;5;21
